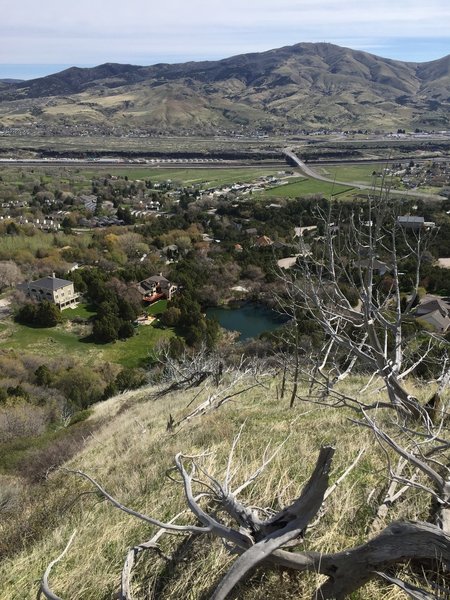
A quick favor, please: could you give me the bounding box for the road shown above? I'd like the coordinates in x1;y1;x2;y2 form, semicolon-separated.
283;149;441;201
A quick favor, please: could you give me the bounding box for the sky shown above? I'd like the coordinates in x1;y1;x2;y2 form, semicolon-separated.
2;0;450;80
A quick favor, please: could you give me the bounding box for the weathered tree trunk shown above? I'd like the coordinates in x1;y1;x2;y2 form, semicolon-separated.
42;446;450;600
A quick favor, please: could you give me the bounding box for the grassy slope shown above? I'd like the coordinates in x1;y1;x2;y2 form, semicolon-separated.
0;317;173;368
0;374;433;599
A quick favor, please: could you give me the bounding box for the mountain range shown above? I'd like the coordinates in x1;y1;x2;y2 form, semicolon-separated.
1;42;449;133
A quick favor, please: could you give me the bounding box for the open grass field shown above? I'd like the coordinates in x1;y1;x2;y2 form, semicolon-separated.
61;304;97;321
105;166;282;186
315;164;382;186
262;176;354;198
0;316;173;369
145;299;167;315
0;164;283;190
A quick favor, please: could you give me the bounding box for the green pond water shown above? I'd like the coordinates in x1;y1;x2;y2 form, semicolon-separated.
206;302;288;341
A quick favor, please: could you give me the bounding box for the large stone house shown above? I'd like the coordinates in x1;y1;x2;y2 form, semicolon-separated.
19;274;80;309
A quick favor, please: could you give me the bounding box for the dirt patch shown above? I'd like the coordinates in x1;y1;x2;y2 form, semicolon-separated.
437;258;450;269
0;298;12;321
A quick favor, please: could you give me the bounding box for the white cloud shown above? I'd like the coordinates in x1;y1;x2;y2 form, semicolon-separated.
1;0;449;64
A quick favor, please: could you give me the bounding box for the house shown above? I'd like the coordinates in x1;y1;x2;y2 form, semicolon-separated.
254;235;273;248
136;274;177;302
294;225;317;238
245;227;258;236
416;296;450;318
277;255;300;270
161;244;179;260
397;216;435;230
357;258;393;276
415;295;450;333
418;310;450;333
18;274;79;309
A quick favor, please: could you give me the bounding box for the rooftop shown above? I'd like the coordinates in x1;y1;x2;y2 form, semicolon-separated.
28;275;73;291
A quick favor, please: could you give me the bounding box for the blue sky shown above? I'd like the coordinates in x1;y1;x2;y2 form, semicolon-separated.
2;0;450;80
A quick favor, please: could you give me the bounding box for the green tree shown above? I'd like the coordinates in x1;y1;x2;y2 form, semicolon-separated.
15;302;37;325
118;321;135;340
35;365;52;387
92;314;121;343
160;306;181;327
15;301;61;327
35;301;62;327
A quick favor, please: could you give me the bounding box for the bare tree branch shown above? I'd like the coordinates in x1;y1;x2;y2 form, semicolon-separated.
39;531;77;600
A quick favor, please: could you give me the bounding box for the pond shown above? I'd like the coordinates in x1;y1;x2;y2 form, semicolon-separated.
206;302;289;341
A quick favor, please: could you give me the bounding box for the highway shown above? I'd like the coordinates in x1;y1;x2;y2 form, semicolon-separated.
283;148;442;201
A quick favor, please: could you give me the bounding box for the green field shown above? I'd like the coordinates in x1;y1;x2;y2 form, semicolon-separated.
86;166;281;187
315;164;383;186
101;324;172;368
262;177;354;198
0;317;173;369
0;164;283;191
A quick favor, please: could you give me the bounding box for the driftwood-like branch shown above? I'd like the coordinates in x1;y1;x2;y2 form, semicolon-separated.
64;468;209;535
121;514;180;600
376;572;439;600
354;411;450;534
210;446;334;600
39;530;77;600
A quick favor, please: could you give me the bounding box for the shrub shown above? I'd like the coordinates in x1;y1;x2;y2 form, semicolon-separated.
115;368;146;392
34;365;52;387
15;420;99;484
92;314;121;343
68;408;93;426
56;367;104;410
118;320;135;340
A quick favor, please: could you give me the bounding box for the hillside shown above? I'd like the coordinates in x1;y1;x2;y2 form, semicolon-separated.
1;42;449;133
0;372;441;600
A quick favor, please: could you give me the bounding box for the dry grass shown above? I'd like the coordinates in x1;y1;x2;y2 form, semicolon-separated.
0;376;441;599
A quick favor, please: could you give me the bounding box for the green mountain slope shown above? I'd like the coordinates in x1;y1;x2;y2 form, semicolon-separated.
1;42;449;132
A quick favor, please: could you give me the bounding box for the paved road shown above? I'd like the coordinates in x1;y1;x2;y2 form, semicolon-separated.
283;149;441;201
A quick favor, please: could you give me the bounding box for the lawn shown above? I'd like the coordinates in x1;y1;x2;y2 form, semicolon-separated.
61;303;97;320
262;177;354;198
102;323;173;368
145;299;168;316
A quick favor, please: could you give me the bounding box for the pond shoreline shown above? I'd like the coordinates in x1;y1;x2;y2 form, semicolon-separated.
206;300;288;342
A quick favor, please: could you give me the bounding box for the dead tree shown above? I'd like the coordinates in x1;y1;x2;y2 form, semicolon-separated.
154;345;271;430
280;187;448;420
41;433;450;600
